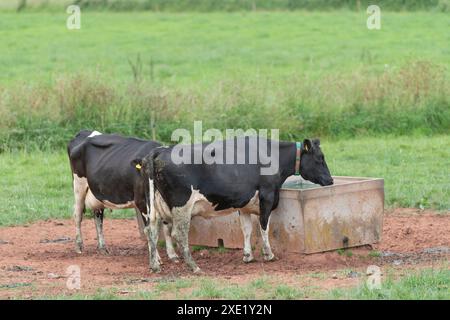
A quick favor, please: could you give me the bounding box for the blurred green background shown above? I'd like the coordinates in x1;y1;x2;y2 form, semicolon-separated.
0;1;448;222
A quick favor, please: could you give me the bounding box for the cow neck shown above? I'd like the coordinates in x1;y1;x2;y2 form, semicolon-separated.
279;142;298;181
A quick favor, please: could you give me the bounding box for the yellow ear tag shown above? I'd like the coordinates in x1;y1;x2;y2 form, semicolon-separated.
135;163;142;170
305;144;309;151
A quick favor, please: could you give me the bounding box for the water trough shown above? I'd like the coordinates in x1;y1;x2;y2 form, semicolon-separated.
188;176;384;254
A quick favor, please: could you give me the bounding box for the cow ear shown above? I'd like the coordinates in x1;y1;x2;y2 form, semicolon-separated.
312;138;320;146
302;139;313;153
131;158;143;171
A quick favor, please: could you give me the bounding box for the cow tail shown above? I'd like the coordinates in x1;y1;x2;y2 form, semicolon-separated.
148;176;156;222
147;148;162;221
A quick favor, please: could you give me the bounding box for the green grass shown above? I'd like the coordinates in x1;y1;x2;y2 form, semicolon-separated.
2;0;448;12
337;249;353;257
190;276;308;299
0;11;449;150
14;267;450;299
1;11;449;86
368;250;382;258
330;267;450;299
324;135;450;210
0;135;447;227
0;151;133;226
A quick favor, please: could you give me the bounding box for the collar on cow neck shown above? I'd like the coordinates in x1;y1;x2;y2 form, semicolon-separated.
294;141;302;176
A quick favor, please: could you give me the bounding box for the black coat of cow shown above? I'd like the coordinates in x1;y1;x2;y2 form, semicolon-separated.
134;136;333;272
68;130;160;213
67;130;178;262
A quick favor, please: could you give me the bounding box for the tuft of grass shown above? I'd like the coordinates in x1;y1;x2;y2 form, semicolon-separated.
191;245;209;252
191;277;273;299
330;268;450;300
337;249;353;257
268;284;306;300
368;251;382;258
191;278;224;299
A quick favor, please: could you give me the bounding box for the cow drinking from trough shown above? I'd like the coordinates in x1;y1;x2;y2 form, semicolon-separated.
67;130;178;262
133;137;333;273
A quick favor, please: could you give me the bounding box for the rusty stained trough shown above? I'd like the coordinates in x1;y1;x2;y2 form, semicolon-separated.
188;176;384;255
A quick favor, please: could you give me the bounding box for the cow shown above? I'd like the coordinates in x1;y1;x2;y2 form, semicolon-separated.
132;137;333;273
67;130;178;262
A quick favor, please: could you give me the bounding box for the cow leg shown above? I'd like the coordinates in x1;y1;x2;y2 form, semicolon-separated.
94;209;108;254
238;211;255;263
72;175;88;254
259;192;276;262
171;208;201;273
259;217;275;261
144;214;162;272
163;222;179;262
134;208;147;241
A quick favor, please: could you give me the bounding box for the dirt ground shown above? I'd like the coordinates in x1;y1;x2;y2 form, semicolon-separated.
0;208;448;299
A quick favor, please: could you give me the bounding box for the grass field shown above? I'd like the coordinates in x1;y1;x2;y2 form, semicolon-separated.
0;9;449;301
1;11;450;85
0;135;448;227
1;11;449;150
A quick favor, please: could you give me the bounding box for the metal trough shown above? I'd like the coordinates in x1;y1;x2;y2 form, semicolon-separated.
188;176;384;255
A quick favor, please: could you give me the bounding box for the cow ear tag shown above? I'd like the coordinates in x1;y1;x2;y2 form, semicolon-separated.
304;144;309;152
135;163;142;170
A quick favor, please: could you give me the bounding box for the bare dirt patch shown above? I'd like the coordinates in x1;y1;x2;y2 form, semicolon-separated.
0;209;448;299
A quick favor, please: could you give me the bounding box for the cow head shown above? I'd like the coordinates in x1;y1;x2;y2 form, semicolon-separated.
300;139;333;186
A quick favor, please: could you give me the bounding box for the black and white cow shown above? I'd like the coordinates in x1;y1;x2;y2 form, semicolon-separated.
67;130;178;262
133;137;333;273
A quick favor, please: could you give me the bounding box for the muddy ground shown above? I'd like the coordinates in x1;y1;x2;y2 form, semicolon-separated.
0;208;448;299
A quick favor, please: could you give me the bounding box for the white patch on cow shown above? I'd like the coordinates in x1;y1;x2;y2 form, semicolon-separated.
145;178;156;222
190;189;259;218
260;216;275;261
239;212;254;262
151;188;260;221
102;200;135;210
85;188;104;211
88;130;102;137
81;181;135;211
72;174;88;253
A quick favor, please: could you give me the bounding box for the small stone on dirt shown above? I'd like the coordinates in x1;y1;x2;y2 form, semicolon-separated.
0;240;10;245
47;273;62;279
199;249;209;257
331;273;338;279
347;271;360;278
393;260;403;266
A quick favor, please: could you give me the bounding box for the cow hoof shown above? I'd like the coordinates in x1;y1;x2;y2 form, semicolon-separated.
98;247;110;255
169;257;180;263
243;255;255;263
263;254;277;262
193;267;203;275
75;244;83;254
151;266;161;273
